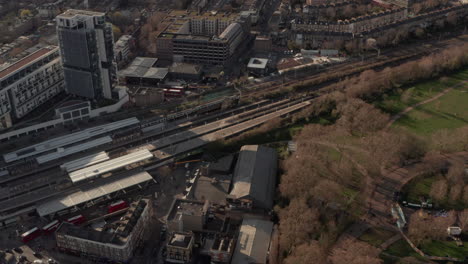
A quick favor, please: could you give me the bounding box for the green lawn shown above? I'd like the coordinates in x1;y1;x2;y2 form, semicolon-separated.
401;174;468;210
377;68;468;115
381;239;423;259
420;240;468;260
359;228;395;247
401;175;435;204
392;84;468;136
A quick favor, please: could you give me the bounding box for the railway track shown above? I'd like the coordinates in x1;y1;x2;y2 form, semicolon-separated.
0;96;312;207
242;34;467;98
1;34;466;214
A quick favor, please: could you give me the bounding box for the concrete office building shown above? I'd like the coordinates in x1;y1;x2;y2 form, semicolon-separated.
55;199;152;262
171;23;245;65
155;11;249;65
56;9;116;100
0;45;64;130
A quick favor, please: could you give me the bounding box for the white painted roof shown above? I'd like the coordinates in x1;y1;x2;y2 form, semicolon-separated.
68;149;153;183
247;58;268;69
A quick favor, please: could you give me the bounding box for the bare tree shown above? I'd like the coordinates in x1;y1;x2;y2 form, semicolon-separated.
329;238;382;264
449;185;463;204
430;178;448;203
458;209;468;231
284;241;326;264
446;160;465;185
461;185;468;206
279;198;322;252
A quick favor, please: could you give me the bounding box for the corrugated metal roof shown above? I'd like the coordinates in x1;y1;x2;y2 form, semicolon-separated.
36;136;112;164
231;218;273;264
3;117;139;163
230;145;277;209
60;151;110;173
36;171;153;217
68;149;153;183
119;57;167;79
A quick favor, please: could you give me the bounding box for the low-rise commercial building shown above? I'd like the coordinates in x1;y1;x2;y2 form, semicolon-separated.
0;45;64;130
131;88;165;107
247;58;270;76
166;199;210;233
166;232;195;264
202;235;236;263
55;199;152;262
120;57;168;86
169;63;203;81
231;217;274;264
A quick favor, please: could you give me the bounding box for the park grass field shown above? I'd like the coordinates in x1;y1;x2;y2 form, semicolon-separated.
401;175;435;204
380;239;426;263
393;84;468;136
378;67;468;136
420;240;468;259
377;68;468;116
359;228;395;247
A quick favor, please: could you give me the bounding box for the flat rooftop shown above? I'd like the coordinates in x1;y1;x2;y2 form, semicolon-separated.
57;9;105;18
56;199;149;245
167;199;209;221
192;175;231;204
168;232;193;248
0;46;56;79
247;58;269;69
120;57;168;80
231;217;274;264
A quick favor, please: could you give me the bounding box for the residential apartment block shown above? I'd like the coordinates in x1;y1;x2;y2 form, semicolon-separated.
56;9;116;100
114;35;134;64
55;199;152;262
0;45;64;130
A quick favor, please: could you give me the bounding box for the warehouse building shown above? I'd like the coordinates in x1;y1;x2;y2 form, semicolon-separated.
55;198;152;262
228;145;278;210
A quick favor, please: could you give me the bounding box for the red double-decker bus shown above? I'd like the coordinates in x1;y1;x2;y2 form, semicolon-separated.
163;88;185;97
66;215;86;225
108;200;128;214
42;220;60;234
21;227;41;243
